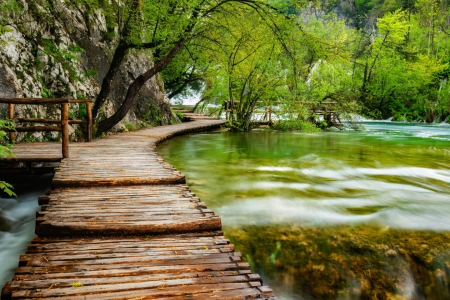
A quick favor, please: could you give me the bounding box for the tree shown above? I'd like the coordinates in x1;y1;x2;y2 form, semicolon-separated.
76;0;310;135
195;3;332;130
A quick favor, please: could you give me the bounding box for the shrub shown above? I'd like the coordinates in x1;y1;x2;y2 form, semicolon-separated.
124;122;137;131
173;110;184;120
271;120;321;133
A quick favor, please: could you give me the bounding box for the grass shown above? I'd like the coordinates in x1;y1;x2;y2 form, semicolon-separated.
124;122;137;131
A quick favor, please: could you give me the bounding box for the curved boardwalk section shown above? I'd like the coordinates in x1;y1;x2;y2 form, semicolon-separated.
36;185;221;237
2;119;277;300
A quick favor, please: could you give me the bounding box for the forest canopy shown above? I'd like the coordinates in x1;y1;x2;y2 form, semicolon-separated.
173;0;450;128
1;0;450;133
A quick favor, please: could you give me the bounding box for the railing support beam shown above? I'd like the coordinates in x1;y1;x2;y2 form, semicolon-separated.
9;104;15;142
61;102;69;158
86;102;92;142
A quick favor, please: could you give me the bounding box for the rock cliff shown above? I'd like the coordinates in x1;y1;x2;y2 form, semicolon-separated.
0;0;174;141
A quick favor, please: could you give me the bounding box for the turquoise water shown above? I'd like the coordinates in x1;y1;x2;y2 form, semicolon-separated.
0;175;53;296
159;122;450;299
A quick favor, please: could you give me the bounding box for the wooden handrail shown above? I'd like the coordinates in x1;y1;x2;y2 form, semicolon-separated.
224;100;342;124
224;100;338;105
0;98;93;104
1;98;93;158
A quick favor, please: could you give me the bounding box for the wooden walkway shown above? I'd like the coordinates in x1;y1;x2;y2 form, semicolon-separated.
1;118;277;300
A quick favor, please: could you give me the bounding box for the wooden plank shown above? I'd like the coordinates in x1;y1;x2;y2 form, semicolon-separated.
68;99;92;103
2;235;269;300
8;118;87;124
0;98;69;104
10;126;62;132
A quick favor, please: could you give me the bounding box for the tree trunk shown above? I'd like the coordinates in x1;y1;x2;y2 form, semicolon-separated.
168;80;190;99
92;44;129;121
95;38;186;135
428;3;433;56
228;76;234;122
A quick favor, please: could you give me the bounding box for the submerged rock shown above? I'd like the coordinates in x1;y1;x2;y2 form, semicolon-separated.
385;249;397;256
327;126;340;131
225;225;450;300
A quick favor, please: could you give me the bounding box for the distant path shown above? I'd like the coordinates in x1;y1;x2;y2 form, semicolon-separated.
2;119;277;300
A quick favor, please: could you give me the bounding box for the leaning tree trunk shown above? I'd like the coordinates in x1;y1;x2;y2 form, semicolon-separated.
95;38;186;135
92;44;129;121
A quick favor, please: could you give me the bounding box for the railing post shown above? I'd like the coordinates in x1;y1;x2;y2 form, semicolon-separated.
8;104;15;142
86;102;92;142
61;101;69;158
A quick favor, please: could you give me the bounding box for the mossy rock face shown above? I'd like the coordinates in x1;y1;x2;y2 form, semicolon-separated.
224;225;450;300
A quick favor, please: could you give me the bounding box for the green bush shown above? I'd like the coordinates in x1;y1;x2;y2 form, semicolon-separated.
143;104;164;127
0;119;16;196
124;122;137;131
173;110;184;120
271;120;321;133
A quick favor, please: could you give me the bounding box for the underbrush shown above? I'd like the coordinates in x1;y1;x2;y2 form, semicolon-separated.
271;120;321;133
173;110;184;120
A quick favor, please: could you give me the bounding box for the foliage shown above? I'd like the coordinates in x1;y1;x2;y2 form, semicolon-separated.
356;10;448;120
173;110;184;120
71;281;83;287
0;119;16;197
0;0;22;45
124;122;137;131
198;4;326;131
41;40;98;83
143;104;164;127
271;120;321;132
81;0;328;135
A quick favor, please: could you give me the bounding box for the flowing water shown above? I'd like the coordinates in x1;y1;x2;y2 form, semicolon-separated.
159;122;450;300
0;175;53;294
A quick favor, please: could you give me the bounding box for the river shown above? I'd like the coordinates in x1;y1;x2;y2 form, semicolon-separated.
158;122;450;299
0;175;53;294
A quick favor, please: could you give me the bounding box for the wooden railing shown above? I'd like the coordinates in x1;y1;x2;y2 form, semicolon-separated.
0;98;93;158
224;101;342;125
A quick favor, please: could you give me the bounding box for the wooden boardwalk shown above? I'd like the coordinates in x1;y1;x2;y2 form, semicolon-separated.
1;118;277;300
36;185;221;237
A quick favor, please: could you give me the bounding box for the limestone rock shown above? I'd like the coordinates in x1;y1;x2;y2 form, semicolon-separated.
0;0;173;141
